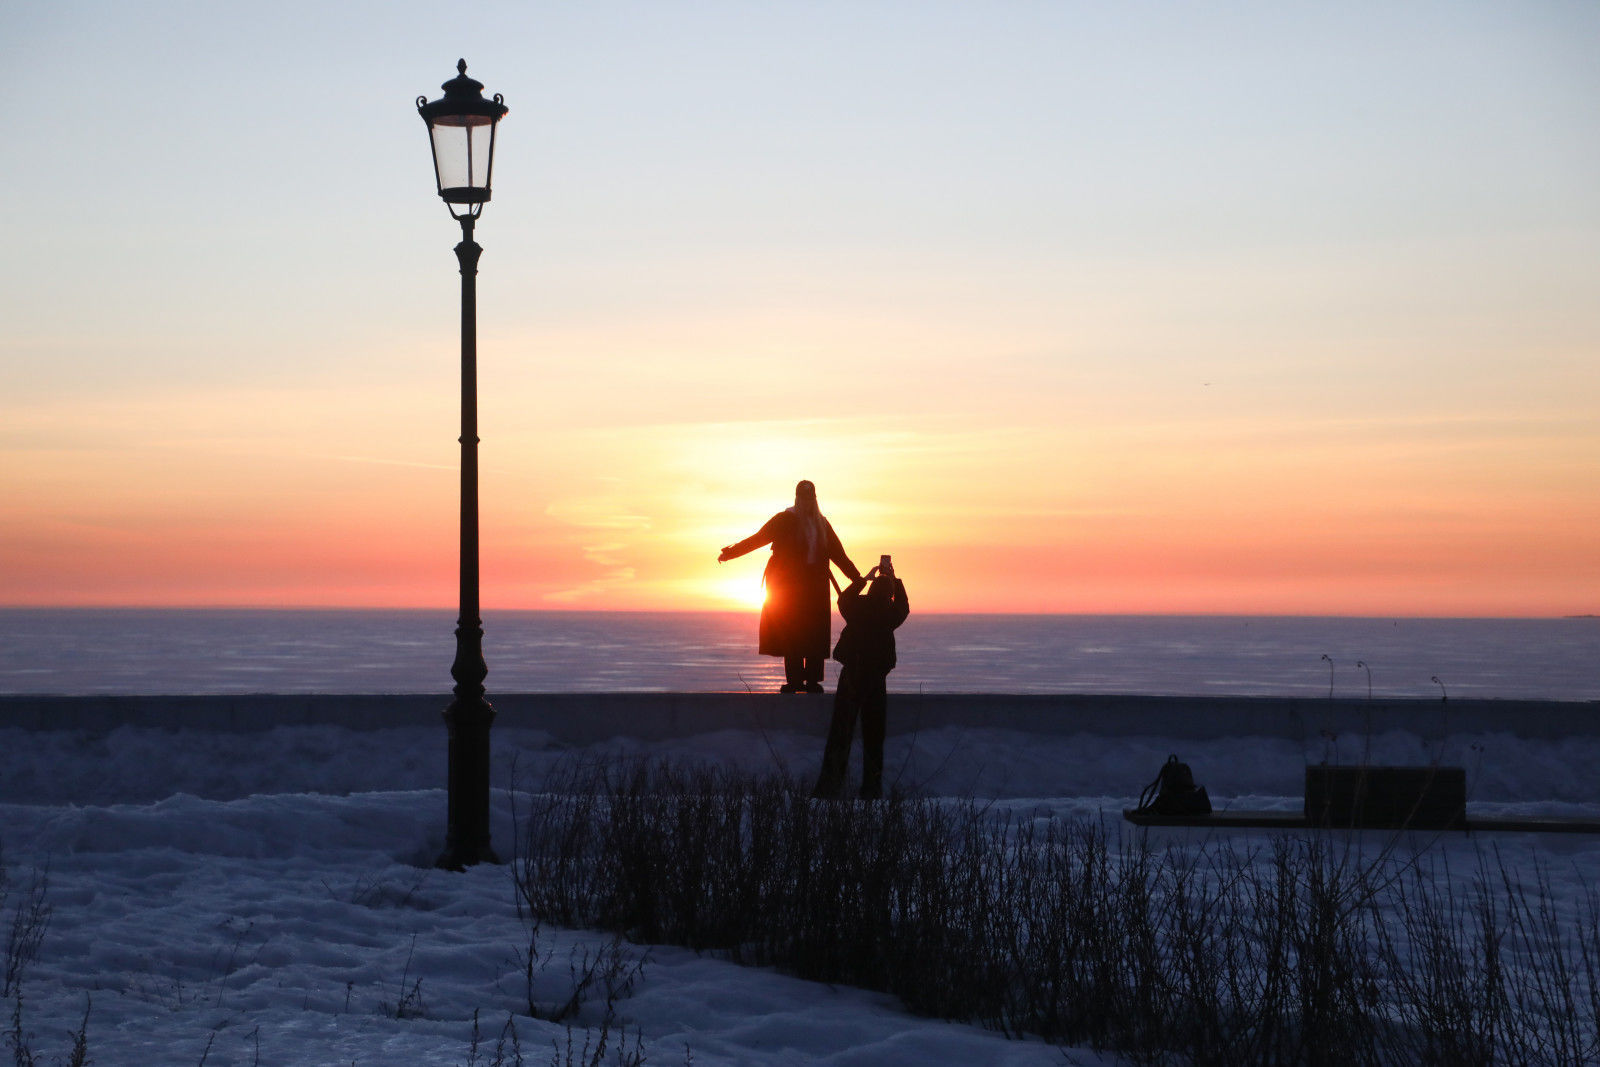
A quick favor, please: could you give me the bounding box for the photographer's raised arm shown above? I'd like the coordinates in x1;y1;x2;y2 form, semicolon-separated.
839;566;873;598
889;578;909;627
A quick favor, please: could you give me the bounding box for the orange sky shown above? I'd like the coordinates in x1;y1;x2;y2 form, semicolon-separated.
2;5;1597;616
5;392;1595;615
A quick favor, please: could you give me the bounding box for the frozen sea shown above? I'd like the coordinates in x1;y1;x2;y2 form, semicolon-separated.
2;608;1597;699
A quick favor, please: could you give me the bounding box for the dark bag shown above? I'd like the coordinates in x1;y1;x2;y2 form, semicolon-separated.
1136;754;1212;816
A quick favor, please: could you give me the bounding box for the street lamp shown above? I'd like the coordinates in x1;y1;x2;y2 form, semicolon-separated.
418;59;508;870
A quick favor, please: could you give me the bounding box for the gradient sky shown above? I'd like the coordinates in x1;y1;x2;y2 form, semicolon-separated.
3;1;1597;615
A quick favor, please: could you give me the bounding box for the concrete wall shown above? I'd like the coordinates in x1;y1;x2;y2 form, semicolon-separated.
2;693;1596;744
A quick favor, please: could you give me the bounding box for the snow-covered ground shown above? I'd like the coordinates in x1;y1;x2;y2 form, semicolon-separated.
5;721;1600;1065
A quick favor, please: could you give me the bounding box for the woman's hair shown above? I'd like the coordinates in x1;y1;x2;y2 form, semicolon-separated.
794;480;819;515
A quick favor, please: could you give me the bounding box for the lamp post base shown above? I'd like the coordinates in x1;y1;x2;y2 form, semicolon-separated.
436;844;501;871
436;842;501;871
436;692;501;870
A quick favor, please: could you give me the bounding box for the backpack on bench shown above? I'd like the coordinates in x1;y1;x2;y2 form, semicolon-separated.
1135;754;1212;817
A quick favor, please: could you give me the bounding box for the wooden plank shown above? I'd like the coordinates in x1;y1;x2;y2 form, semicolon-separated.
1122;809;1600;834
1466;815;1600;834
1122;809;1305;829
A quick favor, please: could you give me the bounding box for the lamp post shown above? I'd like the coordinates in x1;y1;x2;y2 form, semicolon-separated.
418;60;508;870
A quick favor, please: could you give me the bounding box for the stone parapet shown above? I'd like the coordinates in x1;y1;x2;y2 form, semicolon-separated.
1;692;1595;743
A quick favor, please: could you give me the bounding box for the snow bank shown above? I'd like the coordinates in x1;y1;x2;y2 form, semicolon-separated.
6;715;1600;1065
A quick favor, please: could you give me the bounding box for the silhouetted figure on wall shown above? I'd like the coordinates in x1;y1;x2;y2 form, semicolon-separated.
813;558;909;799
718;480;861;693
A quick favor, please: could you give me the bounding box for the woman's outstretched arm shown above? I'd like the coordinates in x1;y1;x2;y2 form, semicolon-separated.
718;514;781;562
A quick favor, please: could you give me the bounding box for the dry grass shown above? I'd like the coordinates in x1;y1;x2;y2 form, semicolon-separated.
512;757;1600;1066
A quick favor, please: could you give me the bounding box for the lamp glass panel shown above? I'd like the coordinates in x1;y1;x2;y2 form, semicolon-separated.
430;115;495;195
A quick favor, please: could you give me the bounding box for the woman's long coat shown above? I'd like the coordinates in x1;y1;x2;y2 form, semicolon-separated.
723;509;859;659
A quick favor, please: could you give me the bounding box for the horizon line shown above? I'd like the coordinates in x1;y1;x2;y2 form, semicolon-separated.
0;604;1590;622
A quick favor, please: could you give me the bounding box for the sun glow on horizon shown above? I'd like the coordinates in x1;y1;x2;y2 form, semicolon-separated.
710;574;767;612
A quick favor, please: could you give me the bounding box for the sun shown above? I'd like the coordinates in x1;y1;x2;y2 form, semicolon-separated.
712;576;767;611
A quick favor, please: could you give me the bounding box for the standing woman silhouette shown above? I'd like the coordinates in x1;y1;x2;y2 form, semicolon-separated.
718;480;861;693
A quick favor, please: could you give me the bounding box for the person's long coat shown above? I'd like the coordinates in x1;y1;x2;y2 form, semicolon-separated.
723;509;859;658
